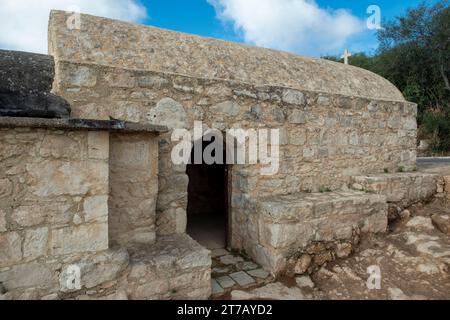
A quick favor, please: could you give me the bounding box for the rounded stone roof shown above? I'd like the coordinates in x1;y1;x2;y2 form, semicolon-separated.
49;10;405;101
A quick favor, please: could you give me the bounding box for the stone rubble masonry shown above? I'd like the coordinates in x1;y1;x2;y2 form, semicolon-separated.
351;173;439;208
242;191;388;273
48;10;405;102
108;133;159;247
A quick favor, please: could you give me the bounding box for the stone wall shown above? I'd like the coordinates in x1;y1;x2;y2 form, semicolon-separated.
0;127;112;297
51;60;417;241
109;133;159;247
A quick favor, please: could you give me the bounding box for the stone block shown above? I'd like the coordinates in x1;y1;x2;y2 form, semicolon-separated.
23;227;49;259
83;195;108;223
0;232;22;266
51;223;108;256
87;131;109;160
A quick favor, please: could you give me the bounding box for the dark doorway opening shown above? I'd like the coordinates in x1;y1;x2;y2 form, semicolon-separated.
186;138;230;250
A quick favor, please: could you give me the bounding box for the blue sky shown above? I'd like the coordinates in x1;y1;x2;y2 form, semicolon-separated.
0;0;443;57
140;0;441;57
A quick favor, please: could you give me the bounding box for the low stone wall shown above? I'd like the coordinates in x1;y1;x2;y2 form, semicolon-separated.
241;191;388;273
351;172;439;215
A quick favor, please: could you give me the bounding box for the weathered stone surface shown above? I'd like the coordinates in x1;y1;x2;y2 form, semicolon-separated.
0;261;56;290
229;271;255;286
59;248;129;292
23;227;49;259
211;101;240;116
216;275;236;289
247;268;270;279
49;11;406;101
294;255;312;275
431;214;450;235
0;232;22;266
296;275;314;288
51;223;108;256
0;91;71;119
406;216;435;231
0;50;71;118
148;98;187;129
83;195;108;223
231;282;305;300
0;208;6;232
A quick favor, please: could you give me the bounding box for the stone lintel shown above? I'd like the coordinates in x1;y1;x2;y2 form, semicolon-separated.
0;116;168;134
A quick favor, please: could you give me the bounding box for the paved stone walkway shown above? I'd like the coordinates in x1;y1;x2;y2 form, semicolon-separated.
210;249;274;298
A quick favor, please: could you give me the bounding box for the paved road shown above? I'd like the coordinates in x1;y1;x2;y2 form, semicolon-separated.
417;157;450;174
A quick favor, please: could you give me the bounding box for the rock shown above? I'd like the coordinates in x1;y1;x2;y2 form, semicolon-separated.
0;50;71;118
288;110;307;124
0;92;71;119
0;282;6;294
211;279;224;295
0;232;22;266
210;101;240;116
219;255;244;265
406;216;435;231
148;98;187;129
231;282;305;300
51;223;108;256
294;254;312;275
431;214;450;235
0;209;7;232
247;268;270;279
41;293;59;300
296;275;315;288
388;287;409;300
399;209;411;219
23;227;49;259
238;261;259;271
215;276;236;289
211;248;229;258
335;243;353;259
229;271;255;286
83;195;109;223
0;50;53;94
0;261;56;290
282;89;305;106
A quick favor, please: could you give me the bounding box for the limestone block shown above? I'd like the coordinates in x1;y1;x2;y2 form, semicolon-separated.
83;195;108;223
27;160;108;197
39;134;81;159
210;101;240;117
64;66;97;87
51;223;108;256
431;215;450;235
148;98;187;129
0;178;12;198
0;232;22;266
59;248;129;292
23;227;49;259
87;131;109;160
105;72;135;88
282;89;305;106
288;110;307;124
0;261;56;290
0;208;6;232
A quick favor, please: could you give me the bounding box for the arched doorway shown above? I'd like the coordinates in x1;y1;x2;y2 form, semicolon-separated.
186;137;230;250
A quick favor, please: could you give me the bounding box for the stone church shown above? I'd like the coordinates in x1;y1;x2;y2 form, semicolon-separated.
0;11;438;299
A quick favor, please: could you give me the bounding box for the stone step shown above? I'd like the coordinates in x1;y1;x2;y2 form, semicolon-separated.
350;172;438;207
121;234;211;300
247;191;388;273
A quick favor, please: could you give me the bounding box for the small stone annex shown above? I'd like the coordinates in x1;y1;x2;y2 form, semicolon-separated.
0;11;444;300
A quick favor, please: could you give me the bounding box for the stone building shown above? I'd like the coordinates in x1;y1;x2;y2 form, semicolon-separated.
0;11;440;300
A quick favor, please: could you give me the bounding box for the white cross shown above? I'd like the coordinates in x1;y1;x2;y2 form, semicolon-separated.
341;49;352;65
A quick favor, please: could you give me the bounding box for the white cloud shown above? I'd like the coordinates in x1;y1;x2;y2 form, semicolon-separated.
208;0;365;57
0;0;148;54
